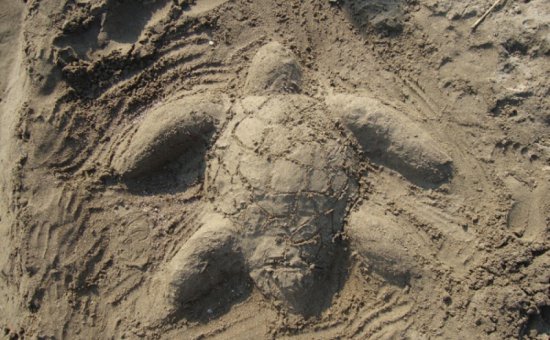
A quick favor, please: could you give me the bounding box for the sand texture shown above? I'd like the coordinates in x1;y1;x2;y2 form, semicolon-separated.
0;0;549;339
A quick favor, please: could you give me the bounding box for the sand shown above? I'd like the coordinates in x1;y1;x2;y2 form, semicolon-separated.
0;0;548;339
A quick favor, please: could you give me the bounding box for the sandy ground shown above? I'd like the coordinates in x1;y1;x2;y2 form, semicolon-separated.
0;0;549;339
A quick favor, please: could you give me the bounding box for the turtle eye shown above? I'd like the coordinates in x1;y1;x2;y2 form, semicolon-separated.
112;96;228;193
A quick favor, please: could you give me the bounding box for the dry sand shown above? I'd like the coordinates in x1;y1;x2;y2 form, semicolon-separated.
0;0;549;339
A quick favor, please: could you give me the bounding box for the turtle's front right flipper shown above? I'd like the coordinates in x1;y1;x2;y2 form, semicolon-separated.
327;94;453;186
112;95;229;178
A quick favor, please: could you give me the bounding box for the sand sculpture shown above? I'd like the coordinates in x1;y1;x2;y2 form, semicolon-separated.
112;41;453;320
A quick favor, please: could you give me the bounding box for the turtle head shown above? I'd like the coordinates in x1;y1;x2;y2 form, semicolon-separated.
244;41;302;95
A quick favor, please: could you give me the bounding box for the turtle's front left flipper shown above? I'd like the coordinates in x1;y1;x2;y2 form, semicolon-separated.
327;94;453;186
112;95;229;178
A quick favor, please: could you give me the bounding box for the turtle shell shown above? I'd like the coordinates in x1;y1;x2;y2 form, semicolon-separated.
205;94;360;265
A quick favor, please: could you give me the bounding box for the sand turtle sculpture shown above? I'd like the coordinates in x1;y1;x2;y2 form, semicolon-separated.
113;42;453;320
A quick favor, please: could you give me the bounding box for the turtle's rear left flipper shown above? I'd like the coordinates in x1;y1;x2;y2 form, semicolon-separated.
141;210;244;325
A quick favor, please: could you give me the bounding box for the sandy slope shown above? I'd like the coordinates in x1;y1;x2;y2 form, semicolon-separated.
0;0;26;334
0;0;548;339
